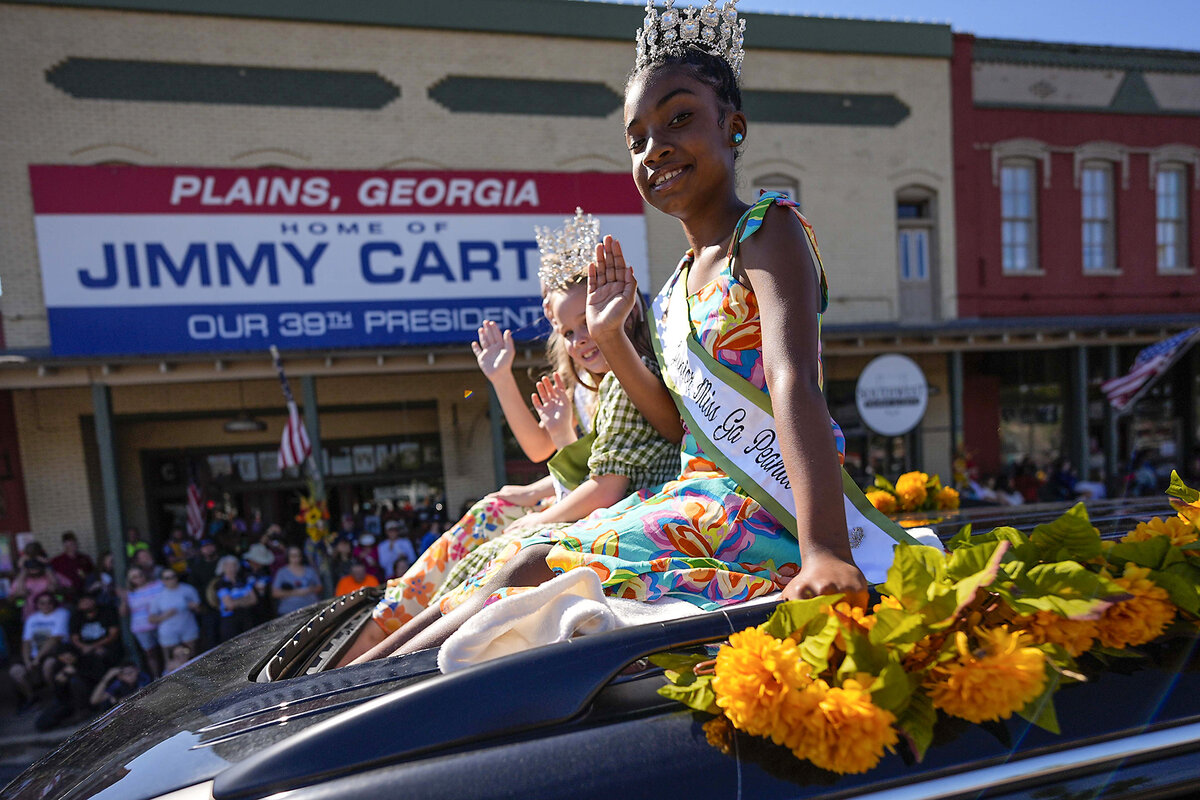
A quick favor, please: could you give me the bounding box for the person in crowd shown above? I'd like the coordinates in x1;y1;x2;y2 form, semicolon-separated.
242;543;277;624
337;513;359;541
262;524;288;572
388;555;412;581
416;521;438;557
8;593;71;708
89;661;151;711
186;538;222;651
148;568;201;657
328;535;356;585
377;520;417;581
353;532;385;581
213;554;258;642
69;593;122;682
1013;457;1043;503
11;555;61;620
35;644;97;730
132;546;163;581
122;565;163;678
84;551;120;609
161;526;193;575
335;559;379;597
271;546;323;616
124;526;150;561
50;531;95;597
163;642;194;676
1130;450;1161;497
1039;457;1079;502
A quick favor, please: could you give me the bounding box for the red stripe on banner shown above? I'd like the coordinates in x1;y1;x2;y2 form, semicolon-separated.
29;165;644;216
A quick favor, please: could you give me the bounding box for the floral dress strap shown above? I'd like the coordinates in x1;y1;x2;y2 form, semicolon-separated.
726;190;829;314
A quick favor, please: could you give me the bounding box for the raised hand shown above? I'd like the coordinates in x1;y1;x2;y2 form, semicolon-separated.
531;372;576;448
470;320;515;380
586;235;639;342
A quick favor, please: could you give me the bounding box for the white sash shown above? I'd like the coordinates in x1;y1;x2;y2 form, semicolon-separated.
650;267;917;584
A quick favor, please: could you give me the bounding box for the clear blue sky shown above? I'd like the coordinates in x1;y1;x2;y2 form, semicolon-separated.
574;0;1200;51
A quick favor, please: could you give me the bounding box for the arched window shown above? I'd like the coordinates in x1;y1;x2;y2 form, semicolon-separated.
1156;163;1189;271
752;172;799;208
895;185;939;322
999;158;1038;273
1080;161;1116;272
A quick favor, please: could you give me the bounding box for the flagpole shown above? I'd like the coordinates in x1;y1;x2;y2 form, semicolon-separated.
1114;330;1200;416
270;345;325;502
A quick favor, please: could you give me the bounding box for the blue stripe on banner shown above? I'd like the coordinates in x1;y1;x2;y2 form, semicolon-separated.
47;297;550;356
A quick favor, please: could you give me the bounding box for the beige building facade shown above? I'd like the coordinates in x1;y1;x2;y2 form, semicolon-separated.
0;0;957;559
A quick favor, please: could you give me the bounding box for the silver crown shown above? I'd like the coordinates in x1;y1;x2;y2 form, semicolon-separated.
535;208;601;293
635;0;745;79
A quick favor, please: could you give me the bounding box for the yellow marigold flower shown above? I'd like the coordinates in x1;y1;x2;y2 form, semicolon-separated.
935;486;961;511
895;472;929;511
1172;497;1200;531
703;715;734;754
713;628;810;739
1123;516;1198;548
1097;564;1176;648
792;678;898;775
926;627;1047;724
1019;610;1098;657
873;594;904;614
866;490;898;515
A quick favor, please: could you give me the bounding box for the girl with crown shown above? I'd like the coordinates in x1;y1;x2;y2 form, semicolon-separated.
342;211;679;663
350;0;915;662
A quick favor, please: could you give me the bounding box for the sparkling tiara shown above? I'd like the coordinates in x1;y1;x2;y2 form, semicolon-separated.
635;0;746;80
535;208;601;293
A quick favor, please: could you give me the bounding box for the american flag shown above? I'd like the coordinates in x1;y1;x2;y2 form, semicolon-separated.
272;346;312;469
185;478;204;540
1102;326;1200;412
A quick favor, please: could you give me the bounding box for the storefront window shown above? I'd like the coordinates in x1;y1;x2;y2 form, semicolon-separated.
826;379;912;482
998;383;1062;467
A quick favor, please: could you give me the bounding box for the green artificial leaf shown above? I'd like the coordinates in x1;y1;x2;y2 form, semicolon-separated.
874;474;897;493
895;689;936;762
1016;667;1060;734
1010;561;1123;615
759;596;841;640
868;605;929;646
798;614;841;673
945;541;1004;581
1148;568;1200;616
649;652;711;673
879;545;940;608
951;540;1010;616
1105;535;1181;572
837;628;889;680
973;526;1040;563
657;674;717;714
869;660;915;715
1167;470;1200;504
1030;504;1102;562
945;523;972;552
927;474;943;492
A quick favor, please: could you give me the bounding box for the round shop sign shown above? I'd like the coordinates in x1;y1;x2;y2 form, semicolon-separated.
855;354;928;436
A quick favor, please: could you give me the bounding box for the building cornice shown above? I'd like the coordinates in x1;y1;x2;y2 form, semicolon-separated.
2;0;954;58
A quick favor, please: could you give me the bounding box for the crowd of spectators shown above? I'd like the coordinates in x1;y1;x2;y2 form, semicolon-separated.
0;501;445;731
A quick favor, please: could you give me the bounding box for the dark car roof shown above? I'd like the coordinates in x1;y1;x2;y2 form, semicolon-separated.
9;497;1196;800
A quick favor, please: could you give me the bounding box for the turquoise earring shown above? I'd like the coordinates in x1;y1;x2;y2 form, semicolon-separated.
732;132;744;145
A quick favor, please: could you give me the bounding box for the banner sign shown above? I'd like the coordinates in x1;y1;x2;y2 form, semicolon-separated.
29;165;649;356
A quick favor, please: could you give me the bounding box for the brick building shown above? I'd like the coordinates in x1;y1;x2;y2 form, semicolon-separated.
0;0;958;563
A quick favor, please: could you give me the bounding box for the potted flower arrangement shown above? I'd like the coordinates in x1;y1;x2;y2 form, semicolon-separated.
658;472;1200;776
296;482;330;542
865;471;959;526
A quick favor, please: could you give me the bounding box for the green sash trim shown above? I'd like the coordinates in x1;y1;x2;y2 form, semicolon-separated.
547;431;596;493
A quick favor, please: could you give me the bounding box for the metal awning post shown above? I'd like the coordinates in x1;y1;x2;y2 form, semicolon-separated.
91;383;138;664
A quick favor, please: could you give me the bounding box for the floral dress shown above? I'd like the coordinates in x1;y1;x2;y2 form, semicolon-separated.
438;193;845;613
372;369;677;632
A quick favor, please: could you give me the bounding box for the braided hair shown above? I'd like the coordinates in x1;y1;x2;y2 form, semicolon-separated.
626;43;742;115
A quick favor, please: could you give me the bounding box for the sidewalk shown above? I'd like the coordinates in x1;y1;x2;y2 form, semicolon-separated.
0;696;89;789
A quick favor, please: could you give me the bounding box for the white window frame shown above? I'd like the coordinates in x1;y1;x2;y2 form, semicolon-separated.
1156;163;1190;273
1080;161;1117;273
1000;159;1039;274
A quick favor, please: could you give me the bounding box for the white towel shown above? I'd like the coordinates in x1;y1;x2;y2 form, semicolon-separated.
437;570;703;673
